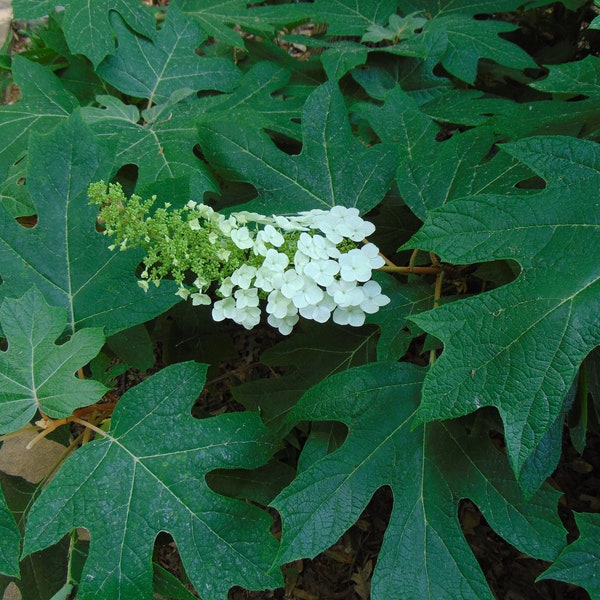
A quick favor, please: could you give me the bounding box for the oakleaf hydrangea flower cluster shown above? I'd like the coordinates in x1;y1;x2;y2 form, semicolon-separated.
89;182;390;335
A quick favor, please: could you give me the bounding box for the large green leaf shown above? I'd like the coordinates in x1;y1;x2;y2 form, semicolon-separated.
81;96;218;196
272;363;566;599
405;136;600;478
421;14;535;83
530;55;600;99
234;321;378;431
0;112;180;335
0;473;70;599
366;271;434;361
397;0;527;15
178;0;311;48
23;362;282;600
198;81;397;214
0;287;106;435
12;0;157;68
198;61;303;140
310;0;398;36
419;48;600;137
395;1;536;83
97;3;240;106
0;56;78;179
538;512;600;598
0;487;19;578
361;86;532;220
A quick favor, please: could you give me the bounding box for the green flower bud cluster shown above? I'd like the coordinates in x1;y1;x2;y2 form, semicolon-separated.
89;181;254;300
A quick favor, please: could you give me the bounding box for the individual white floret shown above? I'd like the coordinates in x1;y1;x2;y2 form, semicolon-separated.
218;277;234;298
234;287;259;309
230;264;257;289
266;290;298;320
291;279;324;309
234;305;261;330
188;217;201;231
360;280;391;313
293;250;310;275
218;215;237;236
274;215;307;231
303;259;340;287
327;279;365;308
212;297;237;321
263;248;289;271
299;293;336;323
253;231;269;256
360;243;386;269
298;233;333;260
255;250;289;291
338;248;373;283
216;248;232;261
230;226;254;249
280;269;306;300
262;224;284;247
338;214;375;241
191;292;211;306
231;210;270;224
195;203;215;219
333;305;366;327
268;312;299;335
193;277;208;291
176;285;190;300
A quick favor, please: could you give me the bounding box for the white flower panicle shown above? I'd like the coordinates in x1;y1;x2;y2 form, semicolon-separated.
178;204;390;335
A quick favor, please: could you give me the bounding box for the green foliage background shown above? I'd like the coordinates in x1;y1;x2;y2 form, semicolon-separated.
0;1;599;598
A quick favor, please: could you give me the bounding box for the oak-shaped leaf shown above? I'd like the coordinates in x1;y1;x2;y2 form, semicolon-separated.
538;511;600;598
81;95;218;196
0;287;106;435
405;136;600;479
360;86;532;220
366;271;434;361
0;487;20;578
234;321;378;431
272;362;566;599
178;0;311;48
12;0;157;68
0;56;78;180
0;112;180;336
198;61;303;141
97;3;240;106
23;362;282;600
309;0;398;36
397;0;536;84
197;81;397;214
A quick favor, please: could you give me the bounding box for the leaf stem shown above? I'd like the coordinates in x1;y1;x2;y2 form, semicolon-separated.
378;265;441;275
429;269;444;366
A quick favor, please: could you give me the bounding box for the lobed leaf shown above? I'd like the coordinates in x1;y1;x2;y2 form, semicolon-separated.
273;363;566;598
309;0;399;36
13;0;157;68
0;56;78;180
0;287;106;434
178;0;311;48
361;86;532;220
23;362;282;600
538;511;600;598
81;95;218;197
198;81;397;214
0;112;180;336
97;3;240;106
405;136;600;479
0;487;19;578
